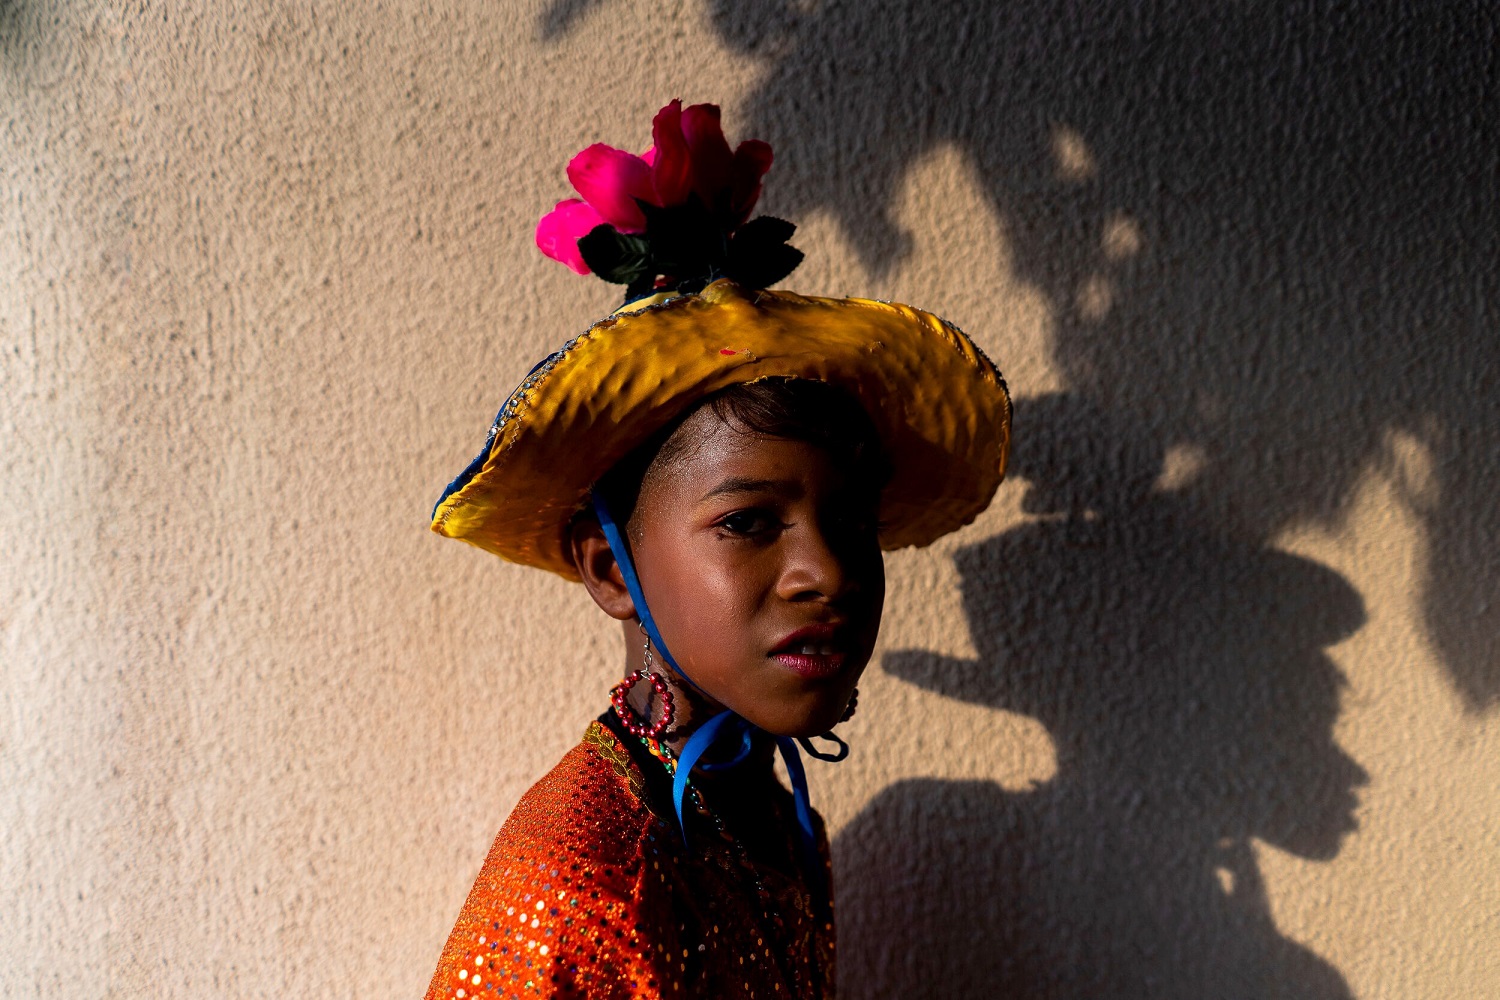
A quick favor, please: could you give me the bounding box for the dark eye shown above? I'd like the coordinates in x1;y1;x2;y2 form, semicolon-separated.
716;509;780;536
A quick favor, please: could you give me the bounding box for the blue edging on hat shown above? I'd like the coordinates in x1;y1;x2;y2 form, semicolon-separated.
431;352;564;520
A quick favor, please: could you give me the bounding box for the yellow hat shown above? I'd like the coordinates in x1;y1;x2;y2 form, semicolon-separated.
431;278;1011;580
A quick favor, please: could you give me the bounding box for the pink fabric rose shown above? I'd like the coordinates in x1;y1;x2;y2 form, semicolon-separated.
535;100;775;273
534;198;605;275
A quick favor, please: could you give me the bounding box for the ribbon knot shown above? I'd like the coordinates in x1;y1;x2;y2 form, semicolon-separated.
674;711;819;859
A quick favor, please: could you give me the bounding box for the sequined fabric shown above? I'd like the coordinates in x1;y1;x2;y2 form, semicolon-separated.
424;717;835;999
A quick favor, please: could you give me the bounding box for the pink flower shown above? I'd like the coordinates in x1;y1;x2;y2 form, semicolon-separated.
566;143;656;232
725;137;773;227
534;198;605;275
648;101;774;227
535;100;776;273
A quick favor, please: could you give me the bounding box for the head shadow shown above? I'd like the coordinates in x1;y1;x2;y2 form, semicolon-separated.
834;392;1368;998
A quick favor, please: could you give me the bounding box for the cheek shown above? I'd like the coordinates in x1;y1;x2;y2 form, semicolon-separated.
652;570;770;689
646;541;767;641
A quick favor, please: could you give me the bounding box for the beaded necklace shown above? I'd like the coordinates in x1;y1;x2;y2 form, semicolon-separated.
637;735;728;841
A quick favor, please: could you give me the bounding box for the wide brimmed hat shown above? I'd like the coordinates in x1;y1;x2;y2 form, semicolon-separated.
431;278;1011;580
432;100;1011;577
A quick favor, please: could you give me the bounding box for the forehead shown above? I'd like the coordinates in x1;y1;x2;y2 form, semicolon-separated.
636;406;866;508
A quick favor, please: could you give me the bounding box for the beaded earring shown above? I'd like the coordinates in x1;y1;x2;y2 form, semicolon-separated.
839;687;859;723
610;629;676;739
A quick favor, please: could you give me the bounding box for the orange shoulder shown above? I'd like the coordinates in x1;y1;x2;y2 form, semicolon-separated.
425;724;687;1000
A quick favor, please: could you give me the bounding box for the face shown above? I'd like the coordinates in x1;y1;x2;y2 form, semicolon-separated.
623;407;885;738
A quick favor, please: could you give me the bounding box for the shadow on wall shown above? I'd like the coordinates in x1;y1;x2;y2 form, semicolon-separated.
543;1;1496;995
697;0;1498;715
841;393;1367;997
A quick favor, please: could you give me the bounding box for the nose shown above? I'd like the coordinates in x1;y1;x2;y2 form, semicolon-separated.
1339;748;1370;790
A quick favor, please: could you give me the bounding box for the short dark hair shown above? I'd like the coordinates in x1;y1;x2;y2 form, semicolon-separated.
592;378;892;529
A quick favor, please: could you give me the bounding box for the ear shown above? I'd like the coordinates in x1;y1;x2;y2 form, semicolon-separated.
569;515;638;621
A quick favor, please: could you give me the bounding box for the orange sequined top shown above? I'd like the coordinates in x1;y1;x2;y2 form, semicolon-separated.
424;713;835;999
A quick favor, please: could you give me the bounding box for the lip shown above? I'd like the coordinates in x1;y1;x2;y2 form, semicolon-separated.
770;623;850;679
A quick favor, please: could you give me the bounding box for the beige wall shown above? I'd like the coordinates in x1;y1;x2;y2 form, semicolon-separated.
3;2;1497;997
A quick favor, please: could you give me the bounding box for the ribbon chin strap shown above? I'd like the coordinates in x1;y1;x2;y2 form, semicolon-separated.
797;732;850;762
591;492;833;909
673;709;751;845
592;493;699;693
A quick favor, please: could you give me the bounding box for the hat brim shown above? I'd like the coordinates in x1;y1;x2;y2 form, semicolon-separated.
431;279;1011;580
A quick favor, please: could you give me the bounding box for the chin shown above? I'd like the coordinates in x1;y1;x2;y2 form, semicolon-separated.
745;692;853;740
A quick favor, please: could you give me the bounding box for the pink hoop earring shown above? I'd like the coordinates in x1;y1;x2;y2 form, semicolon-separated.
610;631;676;739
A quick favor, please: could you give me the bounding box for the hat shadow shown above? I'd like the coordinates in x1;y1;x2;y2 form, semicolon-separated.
834;392;1368;999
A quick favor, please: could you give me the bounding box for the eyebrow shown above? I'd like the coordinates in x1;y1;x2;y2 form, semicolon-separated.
698;477;801;503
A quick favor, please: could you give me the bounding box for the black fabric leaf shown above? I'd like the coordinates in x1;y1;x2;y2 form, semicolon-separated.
725;216;803;288
728;243;804;289
586;208;802;296
578;225;652;286
734;215;797;246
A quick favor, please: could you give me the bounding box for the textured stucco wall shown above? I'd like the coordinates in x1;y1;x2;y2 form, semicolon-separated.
3;2;1497;997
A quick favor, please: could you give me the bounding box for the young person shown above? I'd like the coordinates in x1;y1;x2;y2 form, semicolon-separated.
424;100;1012;1000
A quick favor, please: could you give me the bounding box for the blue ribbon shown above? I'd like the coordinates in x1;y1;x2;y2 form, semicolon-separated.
592;493;695;691
674;709;749;842
590;493;823;880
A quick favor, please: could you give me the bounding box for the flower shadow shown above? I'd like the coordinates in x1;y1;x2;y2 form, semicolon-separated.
697;0;1499;713
543;0;1499;710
